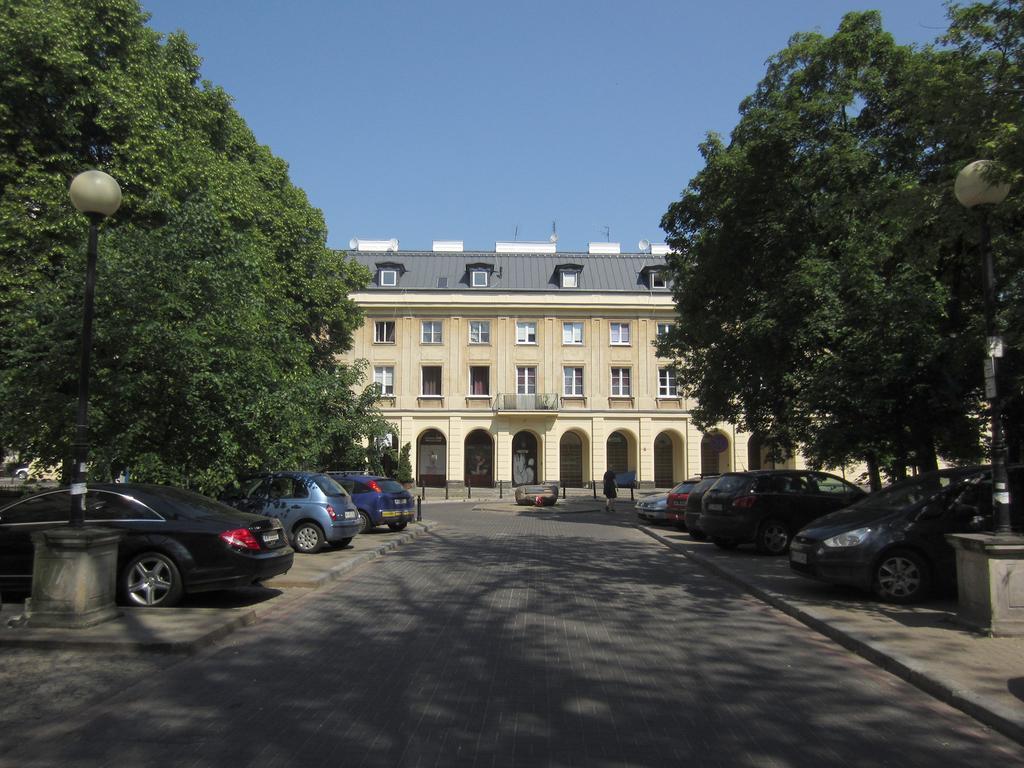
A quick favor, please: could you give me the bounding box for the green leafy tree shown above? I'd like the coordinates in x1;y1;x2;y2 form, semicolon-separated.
660;7;1021;487
0;0;380;493
396;442;414;484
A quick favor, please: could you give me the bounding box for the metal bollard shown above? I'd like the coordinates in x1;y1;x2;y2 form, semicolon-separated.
499;480;503;499
416;496;422;521
421;484;426;500
445;483;449;500
467;478;472;499
562;485;567;499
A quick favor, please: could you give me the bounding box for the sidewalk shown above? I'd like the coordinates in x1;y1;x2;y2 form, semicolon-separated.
632;516;1024;747
0;520;438;654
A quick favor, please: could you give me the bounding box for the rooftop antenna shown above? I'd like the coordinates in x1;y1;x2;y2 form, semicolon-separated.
514;225;519;241
549;220;558;244
603;225;610;242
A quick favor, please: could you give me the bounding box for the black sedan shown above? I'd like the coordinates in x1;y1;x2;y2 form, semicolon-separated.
0;484;294;607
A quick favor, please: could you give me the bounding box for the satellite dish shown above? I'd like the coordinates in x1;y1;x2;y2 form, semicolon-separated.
549;233;558;243
638;239;651;252
389;238;399;251
349;238;359;250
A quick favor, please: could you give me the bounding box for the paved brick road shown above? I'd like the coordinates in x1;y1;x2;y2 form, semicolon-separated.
2;504;1023;767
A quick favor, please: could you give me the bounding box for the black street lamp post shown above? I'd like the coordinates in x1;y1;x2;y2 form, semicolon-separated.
67;169;121;525
954;160;1012;535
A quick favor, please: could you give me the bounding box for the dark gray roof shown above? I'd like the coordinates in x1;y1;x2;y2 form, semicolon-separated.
344;250;672;293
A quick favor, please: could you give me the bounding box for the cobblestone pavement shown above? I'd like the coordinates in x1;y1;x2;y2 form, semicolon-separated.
2;503;1023;767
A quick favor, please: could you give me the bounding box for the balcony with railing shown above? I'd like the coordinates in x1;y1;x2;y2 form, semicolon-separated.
494;393;560;412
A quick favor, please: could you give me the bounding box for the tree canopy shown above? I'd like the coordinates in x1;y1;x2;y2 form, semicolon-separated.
660;1;1023;487
0;0;384;492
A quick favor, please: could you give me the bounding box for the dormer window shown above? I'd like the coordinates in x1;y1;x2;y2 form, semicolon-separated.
375;261;405;287
561;270;579;288
649;270;668;289
471;269;489;287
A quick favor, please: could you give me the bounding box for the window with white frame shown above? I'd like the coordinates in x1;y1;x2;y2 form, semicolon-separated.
658;367;678;397
421;366;442;397
374;321;395;344
610;367;632;397
469;320;490;344
562;321;584;345
516;321;537;344
421;320;442;344
649;270;668;289
610;322;631;346
373;366;395;396
656;322;672;338
469;366;490;396
560;269;579;288
378;269;397;287
563;367;584;397
516;366;537;394
471;269;489;288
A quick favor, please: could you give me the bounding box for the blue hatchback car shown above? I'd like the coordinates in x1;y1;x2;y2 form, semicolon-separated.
327;472;416;533
220;472;361;554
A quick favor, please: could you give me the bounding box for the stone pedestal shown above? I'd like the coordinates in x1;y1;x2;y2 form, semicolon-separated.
946;533;1024;637
28;527;123;628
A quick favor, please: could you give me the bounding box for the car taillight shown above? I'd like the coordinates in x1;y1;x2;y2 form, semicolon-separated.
326;504;337;520
367;480;382;493
220;528;261;551
732;495;758;509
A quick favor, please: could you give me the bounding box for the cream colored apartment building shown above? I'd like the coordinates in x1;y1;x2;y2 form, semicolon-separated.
341;239;780;490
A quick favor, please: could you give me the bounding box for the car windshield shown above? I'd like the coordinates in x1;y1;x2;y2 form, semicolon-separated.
670;481;696;494
852;467;986;513
314;474;349;497
710;474;750;493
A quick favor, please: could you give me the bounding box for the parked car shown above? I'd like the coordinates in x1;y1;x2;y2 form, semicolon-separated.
635;492;670;523
0;484;293;607
682;475;720;540
326;472;416;532
220;471;361;554
790;465;1024;603
513;483;559;506
11;464;29;481
666;478;701;530
701;470;866;554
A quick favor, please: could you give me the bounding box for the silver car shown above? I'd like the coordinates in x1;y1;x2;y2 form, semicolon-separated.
635;492;669;522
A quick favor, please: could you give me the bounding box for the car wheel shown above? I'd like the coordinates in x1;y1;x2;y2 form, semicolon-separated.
292;522;325;554
755;518;791;555
688;529;708;541
335;537;353;548
873;549;930;603
14;469;28;480
358;511;373;533
387;521;408;532
712;537;739;550
120;552;183;607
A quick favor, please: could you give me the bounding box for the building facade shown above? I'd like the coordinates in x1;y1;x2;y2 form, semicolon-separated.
341;239;783;490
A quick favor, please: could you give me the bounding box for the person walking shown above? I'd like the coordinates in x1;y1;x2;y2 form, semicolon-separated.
602;467;618;511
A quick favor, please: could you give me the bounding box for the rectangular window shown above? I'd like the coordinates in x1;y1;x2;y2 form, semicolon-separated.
469;366;490;396
610;322;631;346
561;270;579;288
611;367;632;397
563;367;584;396
421;366;442;396
516;366;537;394
658;367;677;397
516;321;537;344
374;321;395;344
649;271;667;289
421;321;442;344
469;320;491;344
378;269;397;287
656;322;672;338
471;270;488;287
373;366;394;396
562;322;584;345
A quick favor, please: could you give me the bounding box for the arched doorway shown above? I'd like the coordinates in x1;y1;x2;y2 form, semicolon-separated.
559;432;584;487
512;431;539;485
606;431;629;473
417;429;447;487
654;432;675;487
701;431;730;475
464;430;493;488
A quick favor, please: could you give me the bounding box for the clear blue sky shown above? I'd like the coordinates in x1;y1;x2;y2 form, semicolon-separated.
143;0;951;253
